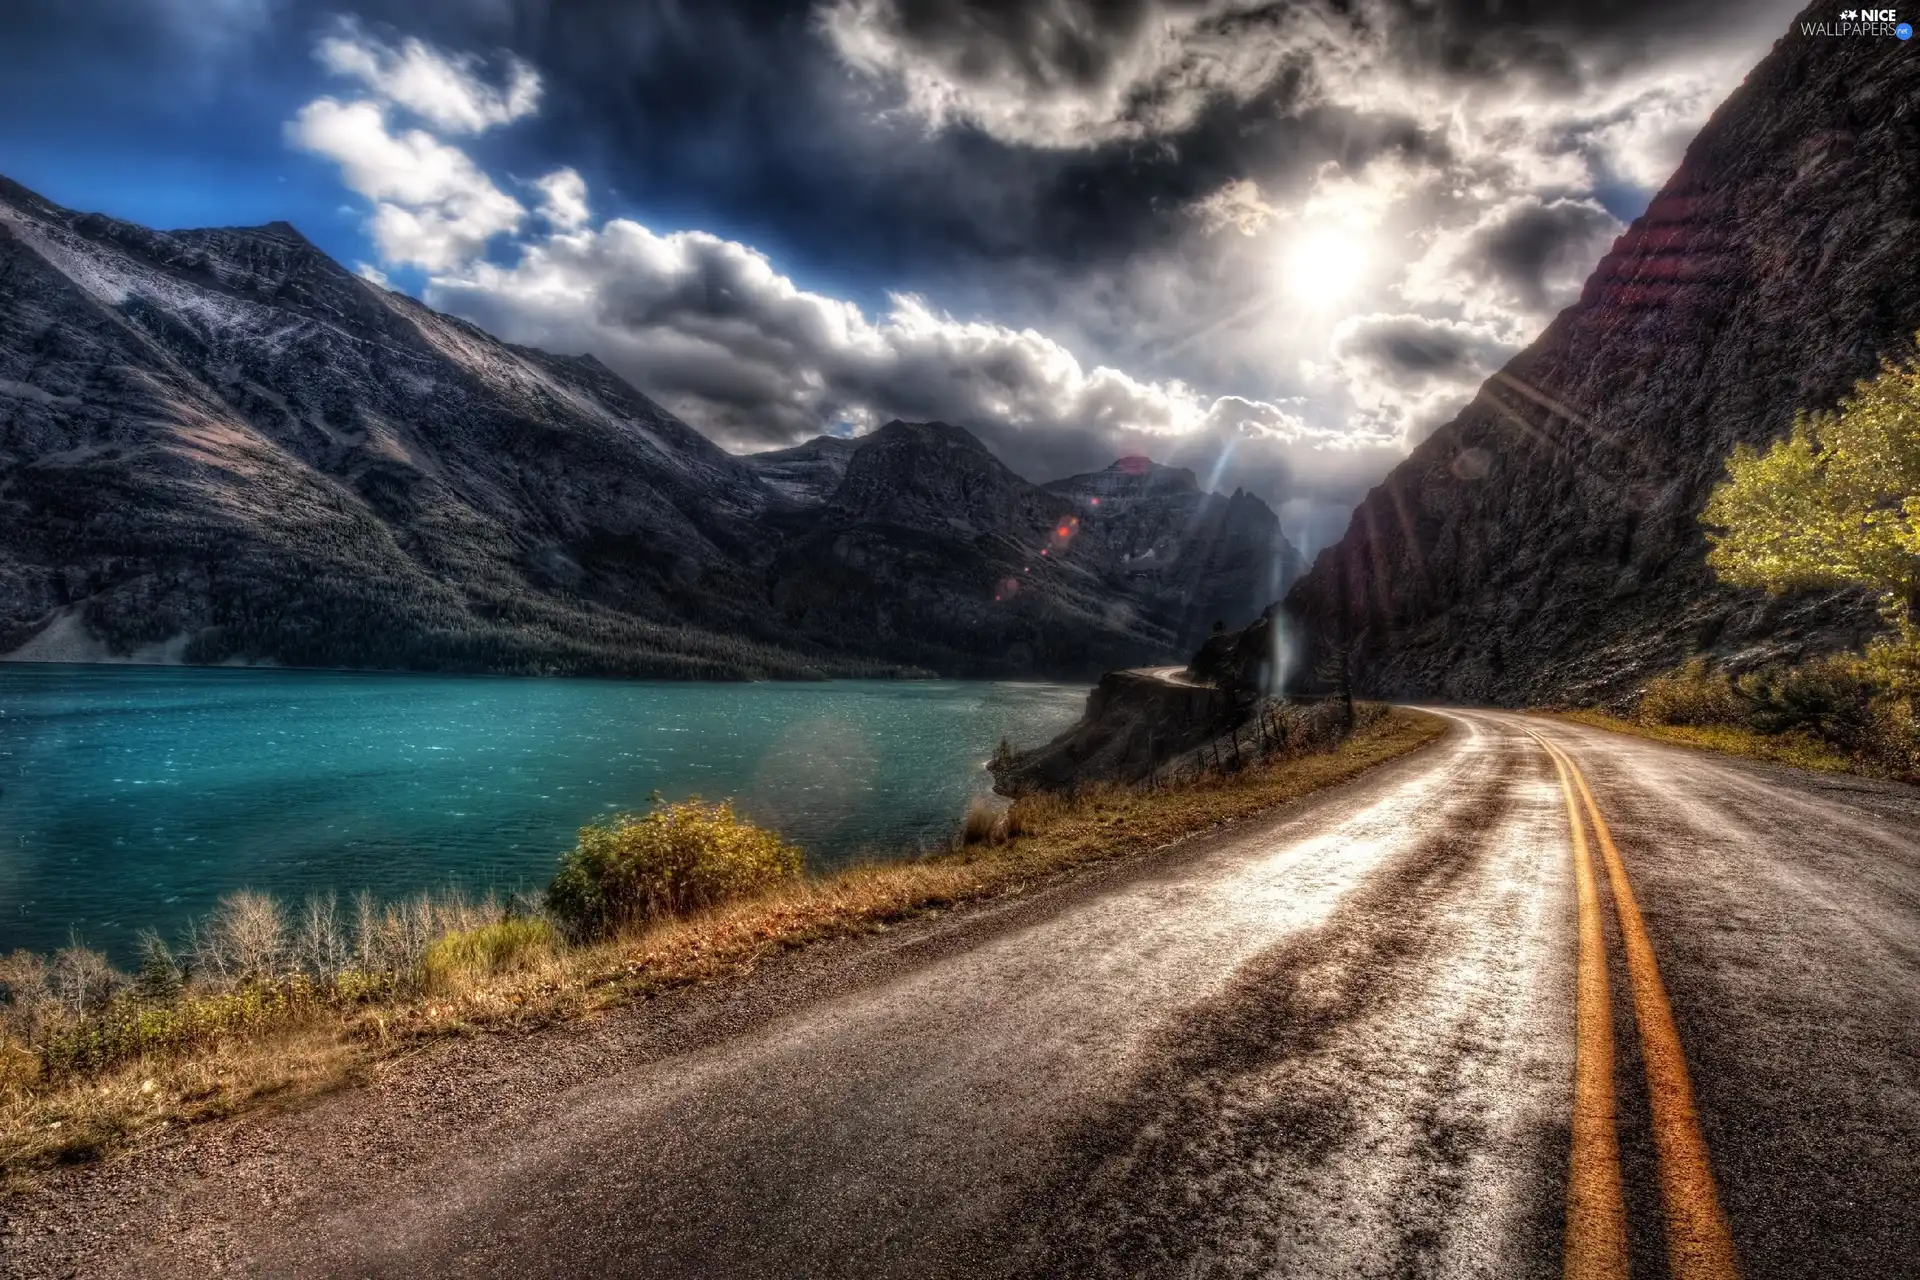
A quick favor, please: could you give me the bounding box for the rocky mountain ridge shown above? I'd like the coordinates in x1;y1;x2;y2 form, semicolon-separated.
0;176;1300;679
1283;11;1917;705
1046;456;1304;651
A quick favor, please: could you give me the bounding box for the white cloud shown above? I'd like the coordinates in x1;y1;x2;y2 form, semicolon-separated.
818;0;1336;149
534;168;591;231
1192;180;1281;237
1401;194;1622;329
1327;312;1514;441
283;15;1759;539
425;214;1335;469
287;97;526;270
315;20;540;135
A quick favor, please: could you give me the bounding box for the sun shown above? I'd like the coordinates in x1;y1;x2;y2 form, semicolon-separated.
1283;230;1368;306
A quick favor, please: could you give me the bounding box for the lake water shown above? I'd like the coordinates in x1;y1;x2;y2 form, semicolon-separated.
0;665;1086;961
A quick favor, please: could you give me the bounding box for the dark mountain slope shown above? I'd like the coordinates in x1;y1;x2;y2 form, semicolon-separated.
763;422;1179;677
0;176;879;678
741;434;859;506
1046;456;1305;650
1284;14;1917;705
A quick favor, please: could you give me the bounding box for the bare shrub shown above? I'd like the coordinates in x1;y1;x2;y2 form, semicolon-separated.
48;946;119;1017
959;795;1007;846
0;950;56;1045
352;890;433;977
289;893;350;982
190;891;289;986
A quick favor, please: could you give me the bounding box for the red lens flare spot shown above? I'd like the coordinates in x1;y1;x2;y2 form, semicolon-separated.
1089;497;1100;505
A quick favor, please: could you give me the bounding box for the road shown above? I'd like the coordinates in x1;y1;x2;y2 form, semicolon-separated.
7;711;1919;1278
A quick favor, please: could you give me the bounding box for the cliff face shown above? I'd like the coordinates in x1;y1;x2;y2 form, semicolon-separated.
1284;14;1919;705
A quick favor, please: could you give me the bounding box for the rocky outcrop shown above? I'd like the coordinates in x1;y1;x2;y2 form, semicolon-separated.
1046;457;1305;651
1284;11;1916;706
989;667;1236;793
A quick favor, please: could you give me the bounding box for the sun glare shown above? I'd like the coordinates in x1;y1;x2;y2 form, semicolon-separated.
1283;230;1367;306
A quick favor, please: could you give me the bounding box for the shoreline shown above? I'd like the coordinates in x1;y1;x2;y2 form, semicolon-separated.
1;707;1447;1181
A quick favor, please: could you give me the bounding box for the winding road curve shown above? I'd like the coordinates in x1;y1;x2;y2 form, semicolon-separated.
7;711;1919;1278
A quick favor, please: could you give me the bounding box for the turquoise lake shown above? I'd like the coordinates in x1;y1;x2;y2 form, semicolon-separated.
0;665;1087;961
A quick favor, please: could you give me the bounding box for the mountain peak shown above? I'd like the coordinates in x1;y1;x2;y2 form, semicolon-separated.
1047;456;1201;499
869;419;993;454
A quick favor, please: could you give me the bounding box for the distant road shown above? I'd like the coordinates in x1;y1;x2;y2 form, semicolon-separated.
9;713;1919;1278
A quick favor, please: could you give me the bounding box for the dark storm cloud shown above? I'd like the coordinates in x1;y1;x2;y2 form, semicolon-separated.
1469;196;1621;311
1334;315;1480;381
0;0;1799;291
0;0;1806;551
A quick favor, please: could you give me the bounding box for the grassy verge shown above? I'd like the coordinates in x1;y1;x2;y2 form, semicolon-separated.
1549;709;1857;774
1;707;1445;1183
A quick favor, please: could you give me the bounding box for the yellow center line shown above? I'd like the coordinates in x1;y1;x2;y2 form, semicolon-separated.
1560;745;1741;1280
1533;731;1630;1280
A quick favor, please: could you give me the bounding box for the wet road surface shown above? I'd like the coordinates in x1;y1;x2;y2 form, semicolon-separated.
10;711;1919;1278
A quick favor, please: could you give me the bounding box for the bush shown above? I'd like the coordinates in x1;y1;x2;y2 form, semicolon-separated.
421;917;556;991
1639;659;1746;727
1633;653;1919;780
1738;654;1878;745
1866;694;1920;778
547;798;802;939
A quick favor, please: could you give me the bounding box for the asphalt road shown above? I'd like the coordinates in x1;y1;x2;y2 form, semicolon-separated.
9;711;1919;1278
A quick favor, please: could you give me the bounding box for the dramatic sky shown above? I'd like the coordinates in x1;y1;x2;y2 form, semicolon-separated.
0;0;1807;551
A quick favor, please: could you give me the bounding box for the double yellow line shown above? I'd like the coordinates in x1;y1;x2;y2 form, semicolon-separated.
1532;732;1740;1280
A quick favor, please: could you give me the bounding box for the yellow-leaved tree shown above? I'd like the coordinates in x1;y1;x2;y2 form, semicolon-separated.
1703;343;1920;688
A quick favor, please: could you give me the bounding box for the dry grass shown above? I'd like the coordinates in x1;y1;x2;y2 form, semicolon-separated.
1551;709;1857;775
0;707;1445;1182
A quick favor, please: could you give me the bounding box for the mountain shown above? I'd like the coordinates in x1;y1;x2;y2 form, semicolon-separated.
1045;456;1305;650
0;174;874;679
0;175;1297;680
757;422;1183;675
1283;14;1918;705
740;434;859;506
